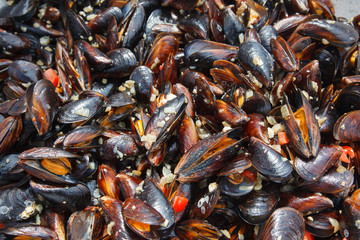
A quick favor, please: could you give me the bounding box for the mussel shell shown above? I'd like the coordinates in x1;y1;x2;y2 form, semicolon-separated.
297;19;359;47
175;219;221;240
99;133;139;162
295;145;342;181
87;6;123;33
223;7;246;45
62;125;102;150
67;206;104;240
116;173;142;199
333;110;360;142
238;187;279;225
335;82;360;114
57;93;104;124
258;207;305;240
123;5;146;49
175;128;245;182
184;40;238;70
66;9;92;41
188;184;220;220
143;94;187;153
75;40;113;71
259;25;278;53
97;164;120;199
300;166;354;196
26;79;59;136
29;180;91;212
0;154;25;186
249;137;293;183
306;211;340;237
340;196;360;239
278;191;334;216
100;196;140;240
8;60;42;83
219;170;255;197
136;178;175;234
1;225;57;239
130;65;154;104
101;48;137;78
0;186;41;222
0;115;23;155
282;92;320;158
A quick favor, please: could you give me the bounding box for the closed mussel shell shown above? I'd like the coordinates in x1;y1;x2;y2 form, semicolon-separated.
249;137;293;183
175;128;245;182
306;211;340;237
277;191;334;216
29;179;91;212
333;110;360;142
26;79;59;136
295;145;342;181
340;189;360;239
258;207;305;240
297;19;359;48
238;184;280;225
0;186;42;222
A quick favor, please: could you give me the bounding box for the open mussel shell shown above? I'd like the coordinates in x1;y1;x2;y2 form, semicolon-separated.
333;110;360;142
249;137;293;183
277;191;334;216
258;207;305;240
294;145;343;182
29;179;91;212
67;206;104;240
18;147;82;185
0;186;41;222
175;128;245;182
26;79;59;136
0;0;38;21
238;184;280;225
281;92;320;158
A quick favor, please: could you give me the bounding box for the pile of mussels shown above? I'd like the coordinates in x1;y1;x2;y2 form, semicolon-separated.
1;0;360;239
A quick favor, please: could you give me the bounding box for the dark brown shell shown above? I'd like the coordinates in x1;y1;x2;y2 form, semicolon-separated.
259;207;305;240
333;110;360;142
